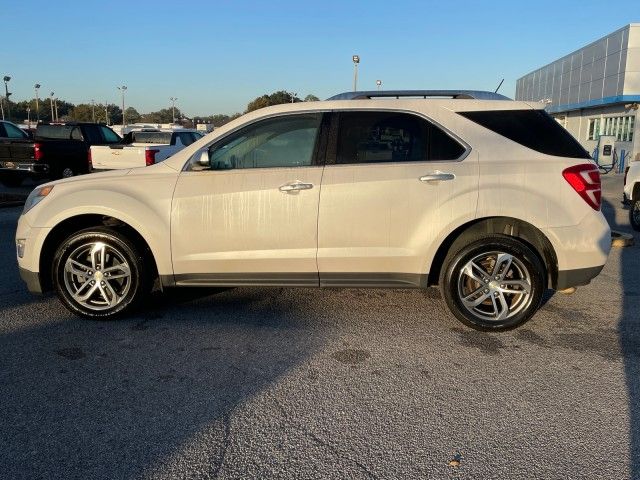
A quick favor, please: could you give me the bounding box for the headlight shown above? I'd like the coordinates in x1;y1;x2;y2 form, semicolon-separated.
23;185;54;214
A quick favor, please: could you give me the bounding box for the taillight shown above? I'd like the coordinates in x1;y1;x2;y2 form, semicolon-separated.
34;142;43;161
87;148;93;170
562;164;601;211
145;149;159;166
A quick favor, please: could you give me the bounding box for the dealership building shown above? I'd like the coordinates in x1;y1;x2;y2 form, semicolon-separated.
515;24;639;163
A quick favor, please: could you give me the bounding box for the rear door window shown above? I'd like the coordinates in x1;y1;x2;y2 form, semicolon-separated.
82;125;103;144
100;126;121;143
334;111;465;164
459;109;591;159
3;122;28;139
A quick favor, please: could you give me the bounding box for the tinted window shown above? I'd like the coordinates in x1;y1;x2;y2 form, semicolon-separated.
82;125;103;144
3;122;28;139
209;114;322;170
131;131;173;144
459;109;591;159
177;132;195;146
36;125;76;139
336;112;464;164
100;126;121;143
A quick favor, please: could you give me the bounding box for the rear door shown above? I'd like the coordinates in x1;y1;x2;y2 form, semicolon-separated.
0;122;33;166
317;110;478;287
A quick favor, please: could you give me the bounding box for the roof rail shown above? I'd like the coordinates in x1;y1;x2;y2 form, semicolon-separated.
326;90;511;101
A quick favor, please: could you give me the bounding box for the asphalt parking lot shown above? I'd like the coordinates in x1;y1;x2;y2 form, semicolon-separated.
0;174;638;479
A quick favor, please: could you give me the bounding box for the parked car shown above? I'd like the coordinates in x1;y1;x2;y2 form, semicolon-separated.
624;161;640;230
15;90;611;330
0;121;121;186
90;129;201;171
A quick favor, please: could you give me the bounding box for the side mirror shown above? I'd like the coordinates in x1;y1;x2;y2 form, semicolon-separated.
198;149;210;167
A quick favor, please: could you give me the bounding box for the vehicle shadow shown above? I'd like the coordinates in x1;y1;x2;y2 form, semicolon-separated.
602;196;640;478
0;285;329;480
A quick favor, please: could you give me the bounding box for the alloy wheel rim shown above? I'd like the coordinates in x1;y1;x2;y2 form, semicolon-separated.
63;241;132;311
457;251;532;322
62;168;74;178
633;202;640;225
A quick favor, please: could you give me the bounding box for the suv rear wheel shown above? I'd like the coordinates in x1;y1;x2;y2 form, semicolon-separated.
440;235;545;331
52;227;149;318
630;199;640;231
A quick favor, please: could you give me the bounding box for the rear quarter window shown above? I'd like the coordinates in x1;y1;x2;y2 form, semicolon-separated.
459;109;591;159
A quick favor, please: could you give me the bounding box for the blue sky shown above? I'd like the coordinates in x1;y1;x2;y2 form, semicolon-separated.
2;1;637;116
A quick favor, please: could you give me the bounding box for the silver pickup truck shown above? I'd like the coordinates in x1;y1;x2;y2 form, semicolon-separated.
90;129;203;171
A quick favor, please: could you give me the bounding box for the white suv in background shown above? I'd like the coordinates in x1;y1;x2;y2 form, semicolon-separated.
15;90;610;330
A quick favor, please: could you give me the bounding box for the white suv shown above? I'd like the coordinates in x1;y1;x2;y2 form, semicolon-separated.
15;90;611;330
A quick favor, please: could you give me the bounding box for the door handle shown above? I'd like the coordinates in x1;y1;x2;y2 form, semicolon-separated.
419;171;456;182
279;181;314;192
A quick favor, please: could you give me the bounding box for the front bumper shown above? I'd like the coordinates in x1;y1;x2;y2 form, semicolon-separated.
19;267;43;294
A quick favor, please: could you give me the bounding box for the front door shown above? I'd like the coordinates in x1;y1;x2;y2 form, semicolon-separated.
170;113;326;286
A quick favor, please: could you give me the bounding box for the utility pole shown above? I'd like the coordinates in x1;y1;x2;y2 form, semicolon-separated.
50;92;55;122
170;97;177;123
3;76;12;121
117;85;127;126
352;55;360;92
34;84;41;123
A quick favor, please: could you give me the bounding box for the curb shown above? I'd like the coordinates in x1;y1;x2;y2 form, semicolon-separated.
611;230;635;248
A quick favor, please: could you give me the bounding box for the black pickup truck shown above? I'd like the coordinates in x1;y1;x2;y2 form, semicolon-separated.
0;121;121;187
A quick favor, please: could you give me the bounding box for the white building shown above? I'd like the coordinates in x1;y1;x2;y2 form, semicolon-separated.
516;24;640;164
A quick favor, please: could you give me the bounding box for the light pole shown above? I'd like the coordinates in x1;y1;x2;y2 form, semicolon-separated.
376;79;382;91
54;96;59;122
27;107;31;128
352;55;360;92
0;96;4;121
105;100;109;125
117;85;127;126
290;92;297;103
50;92;55;122
3;76;12;121
91;99;96;122
34;84;41;123
170;97;177;123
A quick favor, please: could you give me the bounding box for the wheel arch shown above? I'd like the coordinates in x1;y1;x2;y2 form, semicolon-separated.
39;214;160;293
633;182;640;201
427;216;558;289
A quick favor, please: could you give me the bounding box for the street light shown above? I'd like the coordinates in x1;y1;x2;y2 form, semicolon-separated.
117;85;127;126
3;75;12;121
352;55;360;92
34;84;41;122
49;91;55;122
376;79;382;91
26;107;31;129
169;97;178;123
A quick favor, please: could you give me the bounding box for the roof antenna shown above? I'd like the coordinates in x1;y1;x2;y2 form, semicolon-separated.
494;79;504;94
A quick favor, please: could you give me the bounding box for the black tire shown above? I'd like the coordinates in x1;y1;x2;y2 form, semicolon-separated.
630;199;640;232
0;175;23;187
52;166;76;180
439;235;545;331
52;227;150;319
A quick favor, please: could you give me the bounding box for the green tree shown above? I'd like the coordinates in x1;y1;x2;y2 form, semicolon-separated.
246;90;300;113
69;104;96;122
140;107;180;124
304;94;320;102
124;107;141;124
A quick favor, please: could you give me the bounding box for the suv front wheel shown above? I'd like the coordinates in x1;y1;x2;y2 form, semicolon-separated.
630;199;640;231
52;227;149;318
440;235;545;331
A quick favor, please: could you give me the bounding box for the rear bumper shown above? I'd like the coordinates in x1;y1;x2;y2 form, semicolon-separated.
19;267;43;294
0;162;49;175
555;265;604;290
